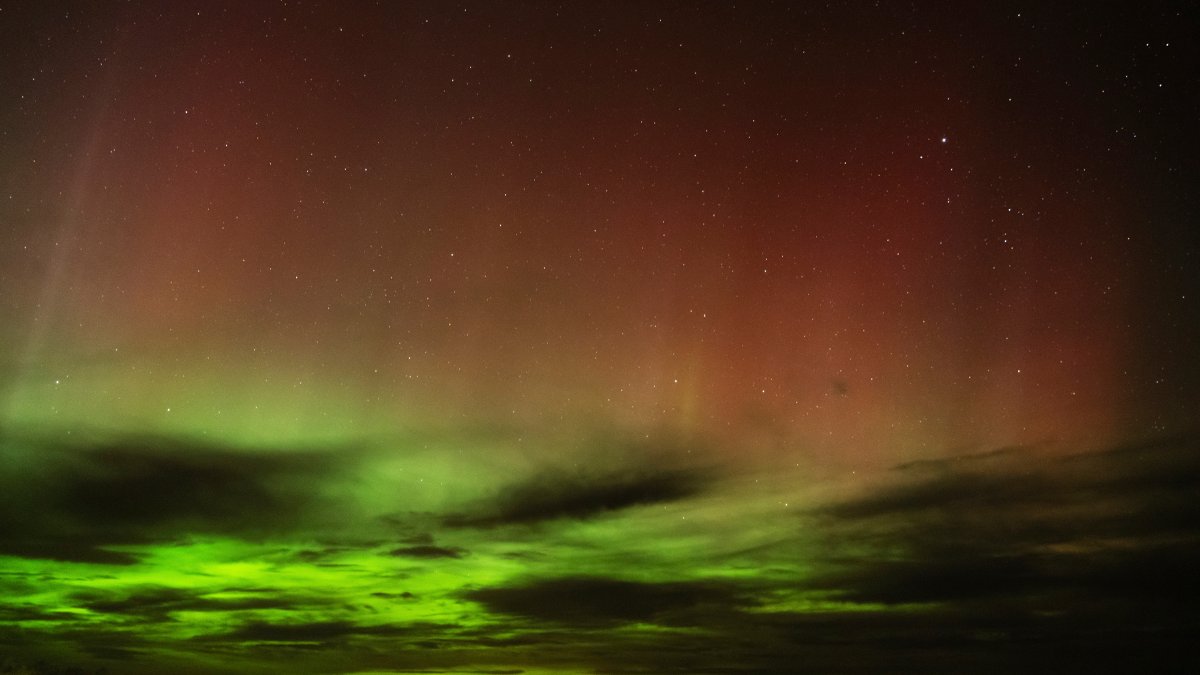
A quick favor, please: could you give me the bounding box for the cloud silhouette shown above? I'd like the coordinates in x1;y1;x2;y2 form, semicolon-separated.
465;576;748;627
0;431;349;564
389;544;465;559
809;434;1200;610
75;586;294;619
444;467;710;528
218;620;408;643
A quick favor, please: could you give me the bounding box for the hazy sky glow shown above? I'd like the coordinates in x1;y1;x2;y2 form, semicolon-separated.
1;2;1197;673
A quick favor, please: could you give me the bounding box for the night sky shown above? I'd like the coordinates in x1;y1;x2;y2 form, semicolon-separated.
1;2;1198;673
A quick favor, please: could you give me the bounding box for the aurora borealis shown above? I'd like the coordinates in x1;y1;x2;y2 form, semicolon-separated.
1;2;1198;673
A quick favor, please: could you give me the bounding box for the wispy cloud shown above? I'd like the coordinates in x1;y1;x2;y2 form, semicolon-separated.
389;544;465;559
809;434;1200;611
444;466;711;528
464;576;750;627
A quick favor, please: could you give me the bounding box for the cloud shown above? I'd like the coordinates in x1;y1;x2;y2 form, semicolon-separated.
0;431;349;564
890;444;1027;472
808;434;1200;611
75;586;294;619
389;545;465;559
5;428;1196;674
221;620;391;643
464;576;749;627
0;604;81;623
444;467;710;528
371;591;416;600
819;468;1065;522
0;537;140;566
201;619;454;650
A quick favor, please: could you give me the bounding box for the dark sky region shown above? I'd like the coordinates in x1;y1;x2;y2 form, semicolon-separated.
0;2;1198;674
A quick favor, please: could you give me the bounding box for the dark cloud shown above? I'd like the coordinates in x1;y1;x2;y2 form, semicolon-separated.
56;447;286;526
80;644;141;661
223;620;367;642
371;591;416;600
814;555;1046;605
464;576;748;627
890;444;1027;472
0;537;140;566
0;604;80;623
444;467;709;528
389;545;464;559
809;434;1200;613
291;544;370;566
210;619;433;646
0;432;349;564
0;659;112;675
819;469;1060;520
75;586;293;619
5;428;1197;673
